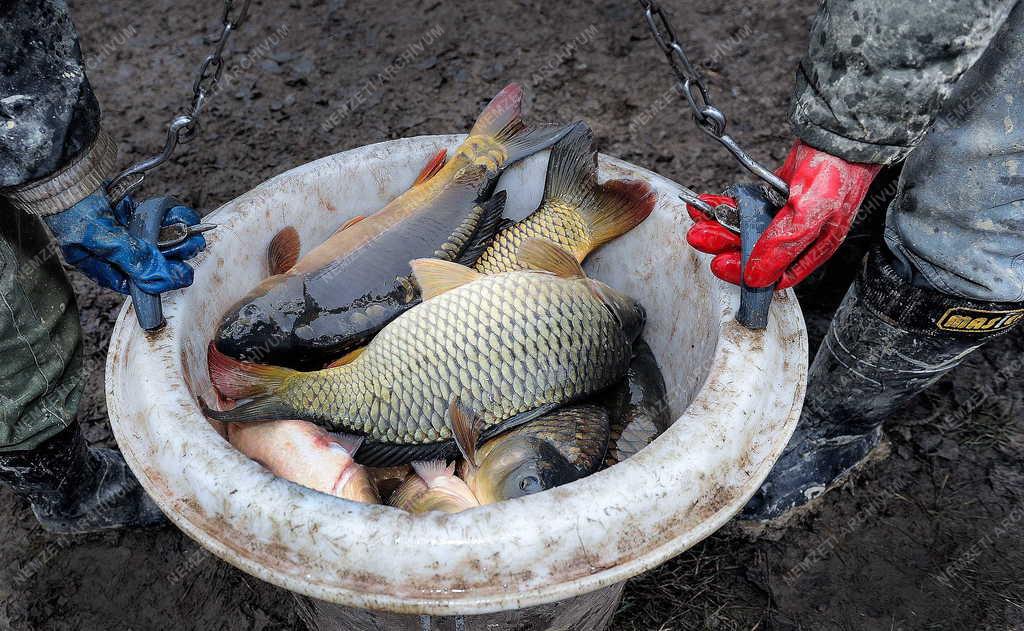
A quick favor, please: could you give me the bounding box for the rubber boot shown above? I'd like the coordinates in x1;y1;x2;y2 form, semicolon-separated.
740;245;1024;522
0;421;167;534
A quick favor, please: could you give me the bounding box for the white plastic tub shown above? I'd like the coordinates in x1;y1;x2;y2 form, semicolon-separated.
105;135;807;630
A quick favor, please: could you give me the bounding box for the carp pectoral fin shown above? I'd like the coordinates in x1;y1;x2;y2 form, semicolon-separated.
327;432;365;456
410;460;457;486
355;440;457;468
324;346;366;369
388;474;428;510
455;191;507;266
479;402;562;443
409;259;482;300
448;397;484;467
413;148;448;186
267;227;301;275
516;238;586;279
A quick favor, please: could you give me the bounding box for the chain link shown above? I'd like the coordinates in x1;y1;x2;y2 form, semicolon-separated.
107;0;253;204
636;0;789;201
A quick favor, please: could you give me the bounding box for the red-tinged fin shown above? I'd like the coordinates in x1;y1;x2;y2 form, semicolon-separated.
449;397;482;467
324;346;365;369
339;215;366;232
207;342;294;400
267;227;300;275
413;148;448;186
411;460;456;487
540;121;655;249
584;179;657;248
516;238;586;279
470;83;525;138
469;83;577;164
409;258;482;300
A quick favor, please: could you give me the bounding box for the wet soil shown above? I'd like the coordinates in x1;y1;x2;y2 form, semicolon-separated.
3;0;1022;629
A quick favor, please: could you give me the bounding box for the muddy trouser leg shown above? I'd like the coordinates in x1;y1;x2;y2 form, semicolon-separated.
740;4;1024;521
0;207;83;451
0;206;166;533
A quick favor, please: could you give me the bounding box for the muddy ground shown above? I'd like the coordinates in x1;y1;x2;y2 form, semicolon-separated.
2;0;1022;629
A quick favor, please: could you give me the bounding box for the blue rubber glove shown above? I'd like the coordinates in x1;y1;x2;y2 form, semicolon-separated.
44;189;207;295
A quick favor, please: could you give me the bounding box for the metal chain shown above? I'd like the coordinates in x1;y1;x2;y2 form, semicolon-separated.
637;0;789;207
106;0;253;204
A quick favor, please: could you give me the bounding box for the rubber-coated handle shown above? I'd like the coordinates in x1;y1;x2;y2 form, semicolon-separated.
127;197;180;331
725;184;781;330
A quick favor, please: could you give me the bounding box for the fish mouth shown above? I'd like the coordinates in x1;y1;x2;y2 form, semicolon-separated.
215;313;289;364
335;464;381;504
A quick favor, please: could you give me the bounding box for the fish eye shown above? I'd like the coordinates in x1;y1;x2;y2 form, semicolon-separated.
518;475;542;494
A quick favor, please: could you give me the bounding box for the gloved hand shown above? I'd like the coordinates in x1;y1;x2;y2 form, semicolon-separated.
685;140;882;289
44;189;207;295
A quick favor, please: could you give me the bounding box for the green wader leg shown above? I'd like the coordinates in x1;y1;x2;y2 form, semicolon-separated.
0;203;84;453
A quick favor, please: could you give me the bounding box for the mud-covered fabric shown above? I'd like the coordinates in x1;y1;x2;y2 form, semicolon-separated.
0;0;101;189
741;245;1018;520
884;0;1024;303
0;202;83;452
0;420;166;532
791;0;1019;164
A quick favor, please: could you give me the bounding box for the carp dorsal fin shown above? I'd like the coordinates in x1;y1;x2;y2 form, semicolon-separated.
413;148;448;186
516;238;586;279
409;259;482;300
541;121;596;209
454;191;507;266
449;397;482;467
324;346;365;369
267;226;300;275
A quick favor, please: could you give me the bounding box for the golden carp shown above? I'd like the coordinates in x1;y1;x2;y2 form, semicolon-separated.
227;420;379;504
215;83;574;369
205;238;645;466
452;401;610;504
388;460;480;514
473;121;656;274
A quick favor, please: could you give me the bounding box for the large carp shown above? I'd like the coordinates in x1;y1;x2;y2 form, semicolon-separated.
205;239;645;466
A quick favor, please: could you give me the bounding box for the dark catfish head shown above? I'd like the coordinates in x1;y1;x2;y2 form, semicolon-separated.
214;274;307;366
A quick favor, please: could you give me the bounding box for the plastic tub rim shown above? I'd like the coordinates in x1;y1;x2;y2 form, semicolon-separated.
106;134;807;615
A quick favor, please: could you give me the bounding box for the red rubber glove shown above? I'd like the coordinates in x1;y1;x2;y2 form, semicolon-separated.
685;140;882;289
